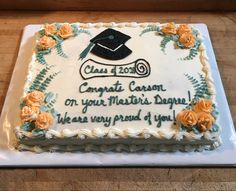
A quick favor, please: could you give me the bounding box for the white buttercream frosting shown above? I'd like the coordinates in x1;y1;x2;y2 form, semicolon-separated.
15;22;220;152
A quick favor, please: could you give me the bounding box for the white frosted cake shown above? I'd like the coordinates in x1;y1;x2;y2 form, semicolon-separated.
15;22;221;152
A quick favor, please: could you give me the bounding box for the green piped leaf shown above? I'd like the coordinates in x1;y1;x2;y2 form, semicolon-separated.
32;128;46;137
44;92;54;103
71;24;92;37
181;38;202;60
36;53;47;65
20;122;36;132
55;43;67;58
55;23;61;29
183;48;198;60
38;72;60;92
50;108;58;118
40;105;49;112
35;48;52;65
211;110;219;119
46;98;57;109
185;73;212;101
160;35;174;53
29;66;54;92
192;29;199;36
140;26;160;36
209;124;220;133
19;100;26;109
50;34;63;43
192;126;201;134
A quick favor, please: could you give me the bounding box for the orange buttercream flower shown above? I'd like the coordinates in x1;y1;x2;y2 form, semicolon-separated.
44;23;57;35
25;90;45;107
57;23;74;39
176;110;198;128
197;112;215;132
35;112;53;130
38;35;56;49
194;99;213;113
20;106;39;122
177;24;192;36
179;32;196;48
161;22;177;35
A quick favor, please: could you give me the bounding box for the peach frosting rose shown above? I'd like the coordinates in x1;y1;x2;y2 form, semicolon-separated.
177;24;192;36
161;22;176;35
194;99;213;113
35;112;53;130
38;35;56;49
20;106;39;122
179;32;196;48
197;112;215;132
44;23;57;35
57;23;74;39
176;110;197;128
25;90;45;107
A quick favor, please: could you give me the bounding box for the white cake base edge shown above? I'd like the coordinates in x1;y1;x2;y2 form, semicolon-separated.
17;139;221;153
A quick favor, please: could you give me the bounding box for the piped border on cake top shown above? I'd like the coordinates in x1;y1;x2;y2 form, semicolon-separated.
15;22;220;149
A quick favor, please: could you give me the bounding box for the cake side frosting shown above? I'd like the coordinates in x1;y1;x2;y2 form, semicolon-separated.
15;22;221;152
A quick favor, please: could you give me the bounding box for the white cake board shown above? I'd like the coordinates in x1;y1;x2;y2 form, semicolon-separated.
0;24;235;167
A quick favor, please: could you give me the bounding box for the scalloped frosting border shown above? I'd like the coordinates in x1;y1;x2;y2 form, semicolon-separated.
75;22;161;28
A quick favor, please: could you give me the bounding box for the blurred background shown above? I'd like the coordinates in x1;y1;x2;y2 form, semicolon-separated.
0;0;235;11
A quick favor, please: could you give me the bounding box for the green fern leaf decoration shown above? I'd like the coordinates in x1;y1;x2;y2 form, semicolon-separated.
160;35;173;53
36;53;47;65
140;26;160;36
182;48;199;60
55;23;61;29
36;48;52;65
71;24;91;36
181;38;202;60
55;43;68;58
29;66;53;92
185;73;212;100
38;72;60;92
198;74;211;98
20;122;36;132
46;98;57;109
78;28;92;36
50;34;63;43
45;92;58;109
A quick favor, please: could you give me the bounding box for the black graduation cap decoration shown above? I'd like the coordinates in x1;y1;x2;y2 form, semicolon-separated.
79;28;132;60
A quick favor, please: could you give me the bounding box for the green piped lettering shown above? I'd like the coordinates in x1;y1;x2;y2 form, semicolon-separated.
129;81;166;92
154;110;175;127
79;80;124;97
108;94;152;106
154;94;187;109
57;112;88;124
112;109;142;126
82;98;107;113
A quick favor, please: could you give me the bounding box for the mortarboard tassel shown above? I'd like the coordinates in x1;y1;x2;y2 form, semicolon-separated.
79;35;114;60
79;42;95;60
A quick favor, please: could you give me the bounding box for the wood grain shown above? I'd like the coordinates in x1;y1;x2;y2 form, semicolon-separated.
0;168;236;190
0;11;235;191
0;0;236;11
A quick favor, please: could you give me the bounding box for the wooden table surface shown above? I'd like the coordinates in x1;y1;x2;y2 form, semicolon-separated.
0;11;235;191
